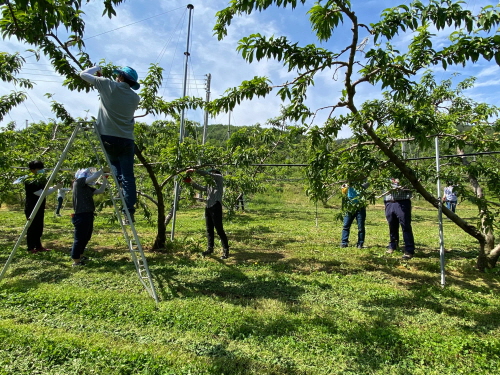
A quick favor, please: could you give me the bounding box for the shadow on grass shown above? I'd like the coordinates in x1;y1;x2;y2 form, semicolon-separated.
151;254;306;304
356;249;500;324
0;244;152;294
150;249;350;305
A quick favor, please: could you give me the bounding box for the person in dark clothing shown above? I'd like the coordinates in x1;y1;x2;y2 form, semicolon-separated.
70;167;108;266
22;160;61;253
235;192;245;211
382;178;415;260
184;168;230;259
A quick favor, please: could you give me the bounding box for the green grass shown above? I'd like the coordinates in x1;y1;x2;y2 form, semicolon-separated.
0;184;499;374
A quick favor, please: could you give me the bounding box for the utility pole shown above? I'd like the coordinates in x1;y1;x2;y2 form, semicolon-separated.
202;73;211;145
171;4;194;241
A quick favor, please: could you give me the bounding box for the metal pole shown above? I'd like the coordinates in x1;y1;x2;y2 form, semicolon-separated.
435;136;446;287
202;73;211;145
171;4;194;241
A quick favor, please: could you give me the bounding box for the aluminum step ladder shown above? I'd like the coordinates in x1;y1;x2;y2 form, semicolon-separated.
0;121;158;303
82;121;158;303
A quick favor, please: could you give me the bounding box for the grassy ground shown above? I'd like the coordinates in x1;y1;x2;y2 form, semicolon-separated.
0;184;499;374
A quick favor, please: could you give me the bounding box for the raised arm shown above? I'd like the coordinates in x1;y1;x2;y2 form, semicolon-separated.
93;178;108;195
34;183;63;197
80;66;102;85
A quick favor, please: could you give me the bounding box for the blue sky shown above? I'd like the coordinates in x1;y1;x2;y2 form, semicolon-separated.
2;0;499;138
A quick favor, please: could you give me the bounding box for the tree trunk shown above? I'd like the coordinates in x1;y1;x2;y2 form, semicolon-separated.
487;245;500;268
458;148;494;271
134;146;167;250
477;242;489;272
357;120;486;247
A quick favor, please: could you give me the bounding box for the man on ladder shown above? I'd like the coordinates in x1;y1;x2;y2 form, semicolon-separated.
80;65;140;223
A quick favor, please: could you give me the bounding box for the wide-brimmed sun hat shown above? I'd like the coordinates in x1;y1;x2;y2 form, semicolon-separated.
75;167;96;179
113;66;140;90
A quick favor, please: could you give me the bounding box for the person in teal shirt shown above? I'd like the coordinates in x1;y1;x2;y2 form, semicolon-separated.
340;182;368;249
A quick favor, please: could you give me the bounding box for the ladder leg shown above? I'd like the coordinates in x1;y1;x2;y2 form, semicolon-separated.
0;124;82;282
83;122;159;303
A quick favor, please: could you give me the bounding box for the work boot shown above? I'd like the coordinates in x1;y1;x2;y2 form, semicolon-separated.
202;247;214;257
220;248;230;260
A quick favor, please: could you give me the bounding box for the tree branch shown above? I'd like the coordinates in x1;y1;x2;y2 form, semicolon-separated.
137;190;158;205
47;33;84;70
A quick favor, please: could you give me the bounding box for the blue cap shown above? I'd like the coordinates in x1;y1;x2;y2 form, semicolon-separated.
113;66;140;90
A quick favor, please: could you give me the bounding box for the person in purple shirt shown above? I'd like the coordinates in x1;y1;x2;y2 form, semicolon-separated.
443;182;458;213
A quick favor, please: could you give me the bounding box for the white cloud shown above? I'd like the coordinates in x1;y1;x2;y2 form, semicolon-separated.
476;65;500;78
472;78;500;87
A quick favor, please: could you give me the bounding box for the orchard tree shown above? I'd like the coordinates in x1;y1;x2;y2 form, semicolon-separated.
0;1;212;250
211;0;500;270
0;0;300;251
0;0;128;120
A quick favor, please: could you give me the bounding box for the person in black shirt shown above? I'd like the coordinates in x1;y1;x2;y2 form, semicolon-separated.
70;167;108;266
23;160;61;253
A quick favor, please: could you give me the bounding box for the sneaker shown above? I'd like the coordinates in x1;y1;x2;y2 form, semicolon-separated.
402;252;413;260
386;248;395;254
80;256;91;261
56;214;61;217
357;244;363;249
36;247;51;252
340;244;348;248
72;261;85;267
28;248;39;254
220;248;230;259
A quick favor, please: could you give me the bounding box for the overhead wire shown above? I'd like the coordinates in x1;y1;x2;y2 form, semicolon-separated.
26;91;48;122
7;5;211;127
159;8;188;99
21;100;35;122
83;6;186;42
8;81;36;123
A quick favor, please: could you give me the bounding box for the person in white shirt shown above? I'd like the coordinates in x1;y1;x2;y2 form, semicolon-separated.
55;187;71;216
443;183;458;213
184;169;230;259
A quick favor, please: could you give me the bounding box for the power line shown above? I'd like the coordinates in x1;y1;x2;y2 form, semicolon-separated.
405;151;500;160
26;91;47;122
83;6;185;41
